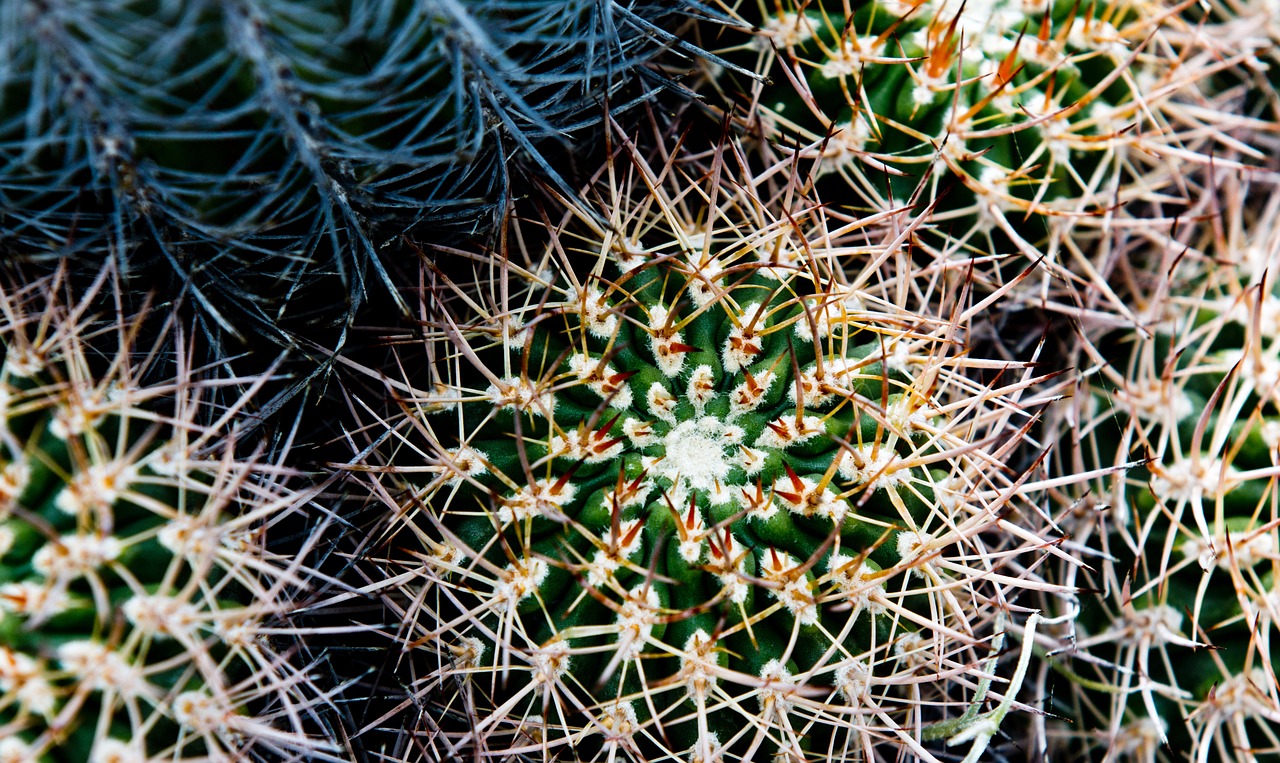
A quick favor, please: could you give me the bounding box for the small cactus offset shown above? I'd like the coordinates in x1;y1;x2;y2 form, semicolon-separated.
1042;181;1280;761
338;129;1070;762
712;0;1260;307
0;265;336;762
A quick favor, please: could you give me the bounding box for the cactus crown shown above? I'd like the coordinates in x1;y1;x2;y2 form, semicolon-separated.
340;132;1070;762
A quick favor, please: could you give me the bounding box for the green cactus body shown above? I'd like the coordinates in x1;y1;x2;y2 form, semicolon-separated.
441;257;938;756
377;137;1070;762
714;0;1244;308
0;275;326;763
1051;235;1280;760
739;0;1162;212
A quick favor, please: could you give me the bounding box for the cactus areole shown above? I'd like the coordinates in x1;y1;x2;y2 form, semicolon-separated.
433;245;962;757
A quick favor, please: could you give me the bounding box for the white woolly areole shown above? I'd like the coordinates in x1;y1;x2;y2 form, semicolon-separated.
568;354;634;410
588;518;644;587
622;418;657;448
762;550;818;625
708;539;750;603
1116;376;1192;419
1202;668;1274;719
728;370;775;417
836;658;872;703
1150;457;1239;504
1110;605;1194;647
681;629;719;696
1068;17;1127;57
157;516;219;558
754;415;825;450
0;462;30;507
493;557;549;612
648;305;688;378
756;11;814;49
686;732;723;763
0;739;37;763
896;531;931;561
721;305;767;374
532;641;572;683
647;382;678;422
451;636;486;671
838;445;905;491
0;526;12;557
498;478;576;524
597;700;639;740
820;35;881;79
488;376;555;418
1111;718;1167;759
685;257;725;308
757;659;798;713
49;396;111;440
443;446;488;485
174;691;226;733
54;462;137;516
550;428;624;464
687;365;717;411
91;740;146;763
123;594;201;639
813;121;874;178
615;586;661;660
613;238;647;272
827;554;887;617
1182;530;1274;572
0;581;71;617
772;475;847;523
33;534;122;579
58;641;151;698
579;285;618;339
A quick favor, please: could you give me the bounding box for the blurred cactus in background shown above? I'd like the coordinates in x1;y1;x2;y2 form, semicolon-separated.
0;263;338;762
0;0;737;348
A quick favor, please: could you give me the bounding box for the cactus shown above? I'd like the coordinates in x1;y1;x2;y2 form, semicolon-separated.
0;263;336;762
0;0;737;347
334;126;1075;762
1040;178;1280;761
711;0;1260;310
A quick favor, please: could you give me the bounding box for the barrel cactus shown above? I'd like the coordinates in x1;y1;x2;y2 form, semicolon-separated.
1042;183;1280;761
337;130;1071;762
0;265;334;762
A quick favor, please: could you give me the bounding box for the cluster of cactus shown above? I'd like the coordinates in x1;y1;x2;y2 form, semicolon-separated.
0;265;332;762
2;0;1280;761
331;130;1076;762
1037;176;1280;762
0;0;733;345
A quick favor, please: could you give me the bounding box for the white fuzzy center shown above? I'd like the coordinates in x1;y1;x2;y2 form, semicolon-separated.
658;419;732;494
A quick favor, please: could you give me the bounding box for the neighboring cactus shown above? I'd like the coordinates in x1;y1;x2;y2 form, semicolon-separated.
1039;180;1280;761
0;0;736;346
712;0;1260;309
0;264;335;762
336;128;1071;762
